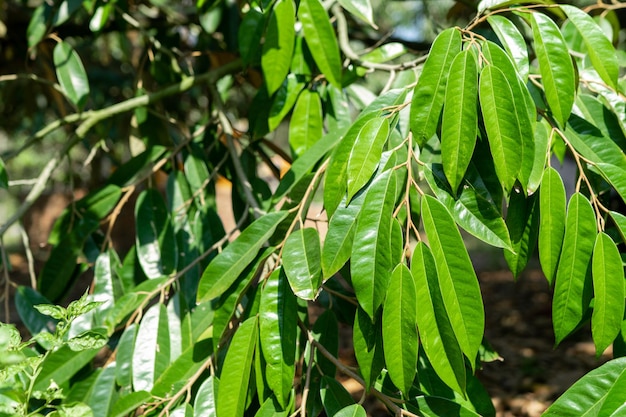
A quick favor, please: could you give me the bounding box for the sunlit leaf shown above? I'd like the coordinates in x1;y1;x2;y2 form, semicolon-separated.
194;375;218;417
487;15;529;81
86;365;117;417
54;41;90;109
337;0;375;27
283;227;322;300
269;74;305;131
262;0;295;95
289;89;323;156
132;303;170;392
539;167;566;285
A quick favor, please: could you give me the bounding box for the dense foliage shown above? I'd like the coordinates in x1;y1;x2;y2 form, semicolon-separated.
1;0;626;415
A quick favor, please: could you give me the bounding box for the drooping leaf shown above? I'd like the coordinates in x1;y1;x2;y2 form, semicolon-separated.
531;12;576;127
289;89;323;156
320;376;355;416
553;193;596;345
269;74;306;131
132;303;170;392
539;167;566;285
115;324;137;388
109;391;152;417
421;195;484;366
194;375;218;417
262;0;295;95
346;117;390;201
487;15;529;81
441;49;478;193
412;242;466;395
412;395;481;417
0;157;8;189
53;41;90;109
561;5;618;89
282;227;322;300
351;169;397;319
337;0;375;27
382;264;419;393
298;0;342;88
334;404;367;417
352;307;384;389
197;211;287;302
311;309;339;377
410;28;462;146
504;190;539;278
34;345;100;391
217;316;258;417
86;365;117;417
239;8;265;66
591;233;625;356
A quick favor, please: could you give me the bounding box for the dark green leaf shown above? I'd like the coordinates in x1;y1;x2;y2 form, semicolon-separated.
283;227;322;300
239;8;265;66
539;167;566;285
109;391;152;417
53;41;90;109
0;157;8;189
352;307;384;389
269;74;306;131
504;190;539;278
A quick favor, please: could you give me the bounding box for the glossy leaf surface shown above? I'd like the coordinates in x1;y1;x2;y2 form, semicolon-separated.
539;167;567;285
262;0;295;95
289;89;323;156
283;227;322;300
53;41;89;109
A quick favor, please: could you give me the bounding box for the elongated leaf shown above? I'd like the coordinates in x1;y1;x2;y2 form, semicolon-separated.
410;28;462;146
335;404;367;417
262;0;295;95
424;164;511;250
553;193;596;345
487;15;529;81
260;268;297;405
54;41;90;109
531;12;575;127
441;49;478;193
0;157;7;189
321;376;354;416
269;74;305;131
197;211;287;302
352;307;384;389
412;242;466;395
239;9;265;66
504;191;539;278
561;5;618;89
591;233;625;356
382;264;418;393
413;395;481;417
34;345;100;391
611;211;626;243
110;391;152;417
337;0;375;27
87;365;117;417
152;338;213;397
290;89;323;156
194;375;218;417
217;316;258;417
347;117;390;200
544;357;626;416
283;227;322;300
132;303;170;392
298;0;342;88
479;65;524;193
539;167;566;285
421;195;484;366
351;169;397;319
115;324;137;388
311;309;339;377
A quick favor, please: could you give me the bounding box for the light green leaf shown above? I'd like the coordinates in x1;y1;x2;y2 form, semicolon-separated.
591;233;625;356
352;307;384;389
351;169;397;319
283;227;322;300
441;49;478;194
544;357;626;416
421;195;484;366
262;0;295;95
194;375;218;417
132;303;170;392
487;15;529;81
611;211;626;244
115;324;136;388
34;345;100;391
479;64;524;193
53;41;90;109
197;211;287;302
86;365;117;417
531;12;575;127
260;268;297;406
217;316;258;417
539;167;567;285
27;4;50;48
89;3;113;32
347;117;390;201
412;242;466;395
269;74;305;131
109;391;152;417
382;264;418;394
504;190;539;278
335;404;367;417
298;0;342;88
289;89;323;156
553;193;596;345
361;42;406;63
410;28;462;146
561;5;618;89
337;0;375;28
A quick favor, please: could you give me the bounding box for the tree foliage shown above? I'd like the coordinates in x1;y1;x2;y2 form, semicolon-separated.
1;0;626;416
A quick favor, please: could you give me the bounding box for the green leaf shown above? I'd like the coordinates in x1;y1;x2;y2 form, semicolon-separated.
382;264;419;394
289;89;323;156
334;404;367;417
53;41;90;109
27;4;50;48
260;268;297;406
86;365;117;417
337;0;375;27
34;345;100;391
194;375;218;417
421;195;484;366
352;307;384;389
311;309;339;377
544;357;626;416
526;118;549;194
282;227;322;300
539;167;567;285
0;157;8;189
321;376;354;416
15;286;55;342
109;391;152;417
351;169;397;319
298;0;342;88
553;193;596;345
68;329;108;351
217;316;258;417
152;338;213;397
531;12;575;127
441;49;478;193
561;5;618;89
487;15;529;81
412;242;466;395
611;211;626;243
479;64;525;193
346;117;390;201
269;74;305;131
197;211;287;302
239;8;265;66
410;28;462;146
412;395;481;417
504;190;539;278
424;164;511;250
591;233;625;356
115;324;137;388
135;189;177;279
262;0;295;95
132;303;170;392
